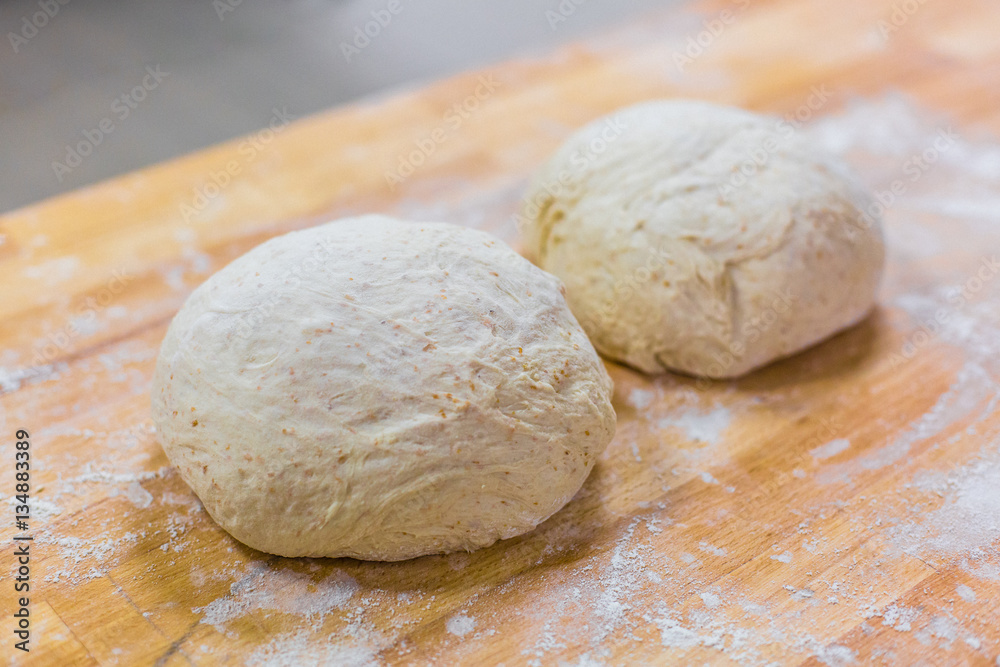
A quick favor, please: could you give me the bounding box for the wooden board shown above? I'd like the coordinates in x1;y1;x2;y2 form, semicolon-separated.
4;0;1000;664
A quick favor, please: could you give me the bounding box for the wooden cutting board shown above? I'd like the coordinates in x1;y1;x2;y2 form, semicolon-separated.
4;0;1000;664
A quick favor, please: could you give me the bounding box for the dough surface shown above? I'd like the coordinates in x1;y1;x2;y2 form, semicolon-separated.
519;100;885;378
152;216;615;560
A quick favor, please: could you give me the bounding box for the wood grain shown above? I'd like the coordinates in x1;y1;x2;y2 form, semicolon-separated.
3;0;1000;664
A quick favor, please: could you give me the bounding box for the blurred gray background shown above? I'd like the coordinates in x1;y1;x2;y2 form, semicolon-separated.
0;0;670;214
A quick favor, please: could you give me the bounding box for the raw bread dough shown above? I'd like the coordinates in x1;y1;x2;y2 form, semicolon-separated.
151;216;615;560
519;100;885;378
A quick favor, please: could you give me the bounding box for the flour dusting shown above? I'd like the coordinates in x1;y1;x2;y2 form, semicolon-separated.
658;406;732;444
195;566;360;629
247;630;380;667
6;495;63;523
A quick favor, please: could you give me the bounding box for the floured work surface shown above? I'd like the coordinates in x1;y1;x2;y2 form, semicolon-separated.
2;0;1000;664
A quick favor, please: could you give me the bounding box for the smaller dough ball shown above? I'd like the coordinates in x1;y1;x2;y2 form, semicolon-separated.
151;216;615;561
519;100;885;378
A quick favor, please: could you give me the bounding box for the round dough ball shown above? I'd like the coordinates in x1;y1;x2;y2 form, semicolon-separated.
519;100;885;378
152;215;615;560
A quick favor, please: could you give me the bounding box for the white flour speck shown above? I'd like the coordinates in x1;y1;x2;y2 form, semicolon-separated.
699;592;721;608
628;388;655;411
22;256;80;283
658;406;731;444
879;603;920;632
955;584;976;602
811;439;850;460
560;652;607;667
698;541;727;557
813;643;857;666
446;613;476;637
654;617;700;649
124;481;153;509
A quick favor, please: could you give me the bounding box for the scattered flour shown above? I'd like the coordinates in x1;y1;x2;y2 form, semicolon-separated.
653;616;701;650
876;603;921;632
6;495;63;523
817;362;999;486
45;531;145;584
813;643;857;667
592;519;650;640
558;652;608;667
891;451;1000;567
13;71;1000;667
195;566;360;630
247;630;380;667
0;362;68;394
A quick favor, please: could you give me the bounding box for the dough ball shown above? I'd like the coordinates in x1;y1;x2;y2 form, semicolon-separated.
519;100;885;378
151;216;615;560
